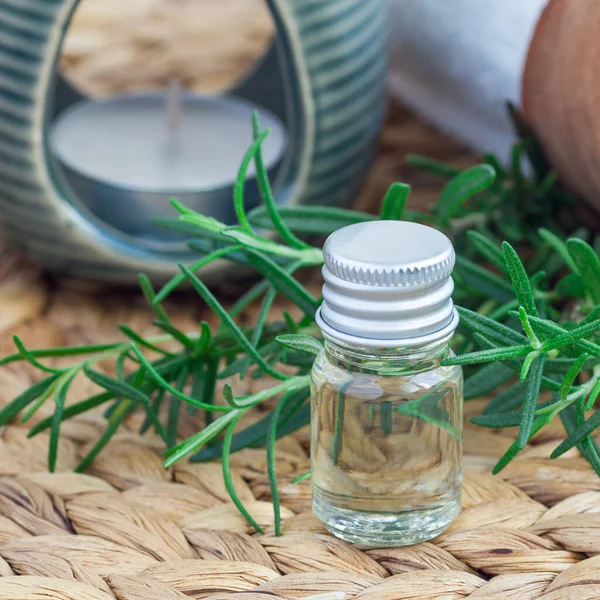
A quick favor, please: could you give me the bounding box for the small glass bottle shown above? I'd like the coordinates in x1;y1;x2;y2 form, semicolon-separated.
311;221;463;546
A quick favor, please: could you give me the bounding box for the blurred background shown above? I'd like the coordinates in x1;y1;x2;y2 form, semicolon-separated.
54;0;477;245
0;0;481;346
3;0;598;283
61;0;275;96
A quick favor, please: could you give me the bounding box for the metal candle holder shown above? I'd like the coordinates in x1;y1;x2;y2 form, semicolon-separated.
0;0;388;283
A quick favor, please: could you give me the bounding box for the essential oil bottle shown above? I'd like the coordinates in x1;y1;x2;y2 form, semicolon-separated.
311;221;463;546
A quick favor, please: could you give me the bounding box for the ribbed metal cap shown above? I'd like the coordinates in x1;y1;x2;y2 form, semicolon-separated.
316;221;459;347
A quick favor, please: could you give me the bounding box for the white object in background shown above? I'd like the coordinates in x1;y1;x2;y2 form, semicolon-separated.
388;0;548;161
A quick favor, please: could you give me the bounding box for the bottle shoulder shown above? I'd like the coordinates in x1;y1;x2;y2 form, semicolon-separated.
312;348;462;397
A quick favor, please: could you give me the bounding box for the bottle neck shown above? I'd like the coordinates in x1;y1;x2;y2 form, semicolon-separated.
323;333;453;376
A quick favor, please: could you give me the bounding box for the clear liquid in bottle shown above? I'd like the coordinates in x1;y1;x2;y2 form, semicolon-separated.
311;349;462;546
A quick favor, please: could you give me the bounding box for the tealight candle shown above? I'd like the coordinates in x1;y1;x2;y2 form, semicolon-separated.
49;85;287;241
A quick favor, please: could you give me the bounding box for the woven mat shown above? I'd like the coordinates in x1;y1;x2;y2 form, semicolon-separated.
0;4;599;599
61;0;275;95
0;106;598;600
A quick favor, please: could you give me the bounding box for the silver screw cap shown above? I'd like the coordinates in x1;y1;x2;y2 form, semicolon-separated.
316;221;459;347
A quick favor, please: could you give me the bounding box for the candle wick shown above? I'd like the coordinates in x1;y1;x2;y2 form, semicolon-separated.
166;78;183;138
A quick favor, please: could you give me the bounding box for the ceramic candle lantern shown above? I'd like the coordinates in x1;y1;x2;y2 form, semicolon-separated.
0;0;387;283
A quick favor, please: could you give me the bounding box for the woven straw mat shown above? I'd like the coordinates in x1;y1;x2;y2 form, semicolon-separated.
0;1;598;599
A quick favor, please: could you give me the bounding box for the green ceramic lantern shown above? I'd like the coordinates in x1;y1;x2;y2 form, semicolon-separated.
0;0;388;283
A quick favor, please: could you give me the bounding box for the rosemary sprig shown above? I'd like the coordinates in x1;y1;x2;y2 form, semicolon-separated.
0;109;598;532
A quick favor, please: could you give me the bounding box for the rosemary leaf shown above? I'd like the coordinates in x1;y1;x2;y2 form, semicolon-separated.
463;362;515;400
520;351;541;381
291;472;312;484
470;334;561;392
223;384;242;409
178;264;289;381
29;391;115;437
540;319;600;353
243;251;318;317
76;401;133;472
454;256;514;302
21;378;59;423
443;344;532;366
267;392;299;535
467;231;505;271
437;164;495;224
559;404;600;477
539;228;578;272
118;326;174;356
380;182;410;221
167;365;190;447
234;130;269;232
13;336;62;374
237;289;276;381
194;322;212;354
405;154;462;178
222;414;264;532
587;379;600;411
472;397;556;428
201;358;218;424
0;374;62;426
154;245;245;305
83;367;151;405
581;307;600;327
559;354;589;401
131;345;229;412
0;344;122;369
276;334;323;356
164;410;238;467
191;391;310;462
252;113;309;250
552;408;600;458
49;370;78;472
248;205;376;235
456;307;528;346
222;227;322;263
493;417;547;474
518;307;540;347
523;315;600;357
518;353;546;449
568;238;600;303
502;242;538;317
483;381;526;415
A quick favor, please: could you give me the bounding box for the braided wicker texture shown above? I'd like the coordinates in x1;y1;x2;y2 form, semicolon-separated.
0;2;598;598
0;102;598;598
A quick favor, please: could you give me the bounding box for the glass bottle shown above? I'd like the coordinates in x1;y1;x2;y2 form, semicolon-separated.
311;221;463;546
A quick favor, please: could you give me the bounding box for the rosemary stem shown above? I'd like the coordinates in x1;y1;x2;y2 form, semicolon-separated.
237;375;311;408
537;365;600;421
